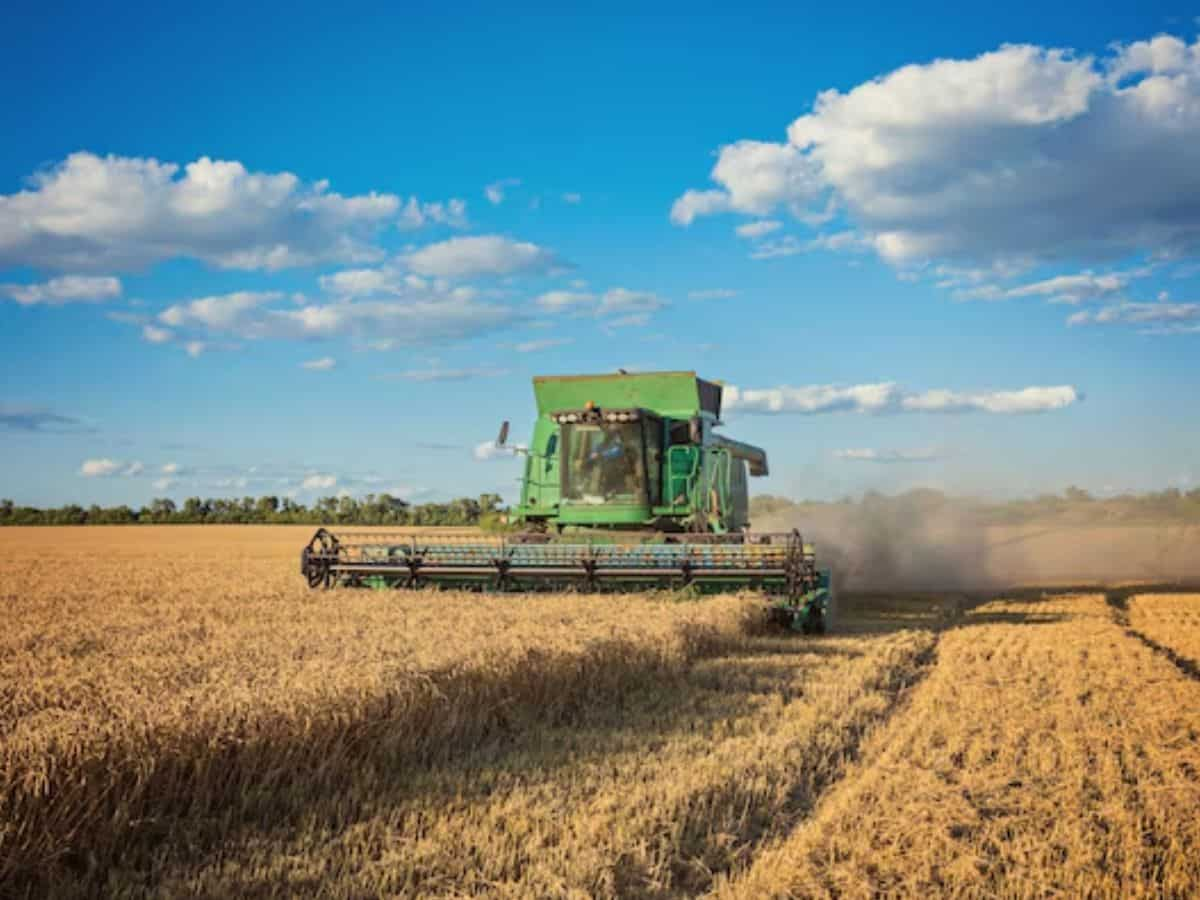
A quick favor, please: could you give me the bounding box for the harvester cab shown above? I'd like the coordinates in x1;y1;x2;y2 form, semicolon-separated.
300;371;834;633
508;371;765;535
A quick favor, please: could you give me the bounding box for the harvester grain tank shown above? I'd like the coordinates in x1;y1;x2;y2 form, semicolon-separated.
301;371;834;632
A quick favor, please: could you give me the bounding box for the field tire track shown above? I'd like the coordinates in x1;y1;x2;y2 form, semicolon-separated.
1106;588;1200;683
678;629;943;898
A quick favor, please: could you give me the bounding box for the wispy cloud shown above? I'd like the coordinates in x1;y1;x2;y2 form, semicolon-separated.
688;289;739;301
748;236;804;259
834;448;942;463
473;440;524;461
735;220;781;239
484;178;521;205
534;287;666;324
119;284;523;353
301;356;337;371
514;337;573;353
0;405;88;432
377;367;510;382
1067;300;1200;333
725;382;1081;415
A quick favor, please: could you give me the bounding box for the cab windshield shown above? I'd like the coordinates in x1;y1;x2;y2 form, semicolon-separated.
562;423;646;503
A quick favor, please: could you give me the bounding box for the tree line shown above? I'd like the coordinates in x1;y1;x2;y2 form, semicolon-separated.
0;494;506;527
5;486;1200;527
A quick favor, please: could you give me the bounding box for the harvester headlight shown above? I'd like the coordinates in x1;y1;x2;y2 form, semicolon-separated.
566;413;578;422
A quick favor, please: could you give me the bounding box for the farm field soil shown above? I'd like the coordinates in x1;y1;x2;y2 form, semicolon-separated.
3;527;1200;898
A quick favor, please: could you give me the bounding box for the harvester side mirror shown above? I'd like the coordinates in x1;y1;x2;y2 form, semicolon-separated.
497;420;510;447
688;416;702;444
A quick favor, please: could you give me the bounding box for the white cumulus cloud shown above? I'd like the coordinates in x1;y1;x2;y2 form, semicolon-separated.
159;291;283;332
0;152;409;271
138;285;521;349
900;386;1080;414
79;458;146;477
724;382;1080;415
397;196;468;229
673;35;1200;269
405;235;560;278
2;275;121;306
79;458;122;477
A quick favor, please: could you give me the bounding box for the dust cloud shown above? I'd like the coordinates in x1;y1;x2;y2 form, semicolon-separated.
756;494;1200;590
756;494;1006;592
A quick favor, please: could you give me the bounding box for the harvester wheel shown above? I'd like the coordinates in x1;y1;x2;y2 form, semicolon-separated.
306;560;328;590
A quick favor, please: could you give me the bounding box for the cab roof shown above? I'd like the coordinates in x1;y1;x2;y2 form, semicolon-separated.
532;371;722;420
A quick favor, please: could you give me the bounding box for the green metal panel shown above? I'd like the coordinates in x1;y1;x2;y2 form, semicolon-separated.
555;503;652;526
532;371;716;419
520;416;561;513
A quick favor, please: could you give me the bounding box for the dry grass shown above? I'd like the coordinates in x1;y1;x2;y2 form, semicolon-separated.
136;624;934;898
1128;592;1200;672
714;593;1200;898
0;527;762;894
4;528;1200;898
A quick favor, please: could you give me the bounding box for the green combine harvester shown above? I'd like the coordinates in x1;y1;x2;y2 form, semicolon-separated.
301;371;834;632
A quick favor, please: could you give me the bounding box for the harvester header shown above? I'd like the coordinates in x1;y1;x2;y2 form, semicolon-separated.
300;370;834;632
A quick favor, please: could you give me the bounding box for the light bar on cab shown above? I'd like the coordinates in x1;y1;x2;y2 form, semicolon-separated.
551;408;641;424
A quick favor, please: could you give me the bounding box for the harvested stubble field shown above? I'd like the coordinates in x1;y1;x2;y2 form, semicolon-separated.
2;527;1199;898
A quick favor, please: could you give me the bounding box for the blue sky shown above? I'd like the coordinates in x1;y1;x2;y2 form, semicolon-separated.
2;0;1199;506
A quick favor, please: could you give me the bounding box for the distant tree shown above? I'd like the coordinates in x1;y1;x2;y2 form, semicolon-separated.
256;496;280;520
149;498;177;522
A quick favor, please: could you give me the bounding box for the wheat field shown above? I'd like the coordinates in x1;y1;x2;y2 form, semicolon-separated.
2;527;1199;898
